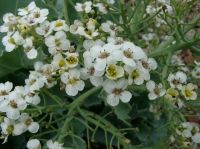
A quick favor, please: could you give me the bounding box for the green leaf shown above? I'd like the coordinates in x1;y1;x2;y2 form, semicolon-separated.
114;103;132;126
0;48;46;79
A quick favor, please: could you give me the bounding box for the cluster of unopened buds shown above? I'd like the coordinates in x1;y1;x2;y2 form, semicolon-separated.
0;0;199;148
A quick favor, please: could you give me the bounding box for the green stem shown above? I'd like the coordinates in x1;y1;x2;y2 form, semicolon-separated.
57;86;101;143
42;88;64;107
64;0;70;25
79;109;131;147
149;41;196;57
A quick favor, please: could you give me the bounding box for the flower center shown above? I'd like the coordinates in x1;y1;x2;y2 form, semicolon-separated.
55;21;64;27
112;88;123;95
0;91;8;96
106;64;117;78
25;118;32;126
99;51;110;59
185;88;193;98
172;79;180;85
142;61;149;69
55;39;61;47
131;69;140;79
123;49;133;58
8;38;16;45
66;56;78;65
154;86;160;95
10;100;18;108
68;78;78;85
58;59;66;67
88;67;95;75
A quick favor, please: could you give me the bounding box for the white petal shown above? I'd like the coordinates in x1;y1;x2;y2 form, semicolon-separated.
107;94;119;106
26;48;38;59
148;92;157;100
7;108;20;120
66;85;78;96
120;91;132;103
146;80;155;92
28;122;39;133
90;76;103;87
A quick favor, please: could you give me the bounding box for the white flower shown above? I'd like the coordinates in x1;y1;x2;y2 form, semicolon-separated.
89;43;118;71
146;80;166;100
18;1;36;16
0;81;13;101
94;3;108;14
0;93;27;120
65;52;79;68
28;7;49;24
192;133;200;143
69;20;85;35
35;20;53;37
124;65;149;85
167;71;187;90
51;53;68;71
138;57;157;71
47;140;64;149
52;19;69;32
81;66;104;87
0;13;18;33
27;139;41;149
105;64;124;80
176;122;193;138
75;1;92;13
113;42;146;67
1;117;24;136
192;67;200;79
25;71;47;92
83;39;104;50
101;21;116;37
45;31;70;55
2;31;24;52
23;37;37;59
61;69;85;96
18;113;39;133
146;5;156;14
181;83;197;100
107;0;115;4
103;79;132;106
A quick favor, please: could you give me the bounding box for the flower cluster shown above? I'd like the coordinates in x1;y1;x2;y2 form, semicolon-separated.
27;139;64;149
175;122;200;146
0;81;40;142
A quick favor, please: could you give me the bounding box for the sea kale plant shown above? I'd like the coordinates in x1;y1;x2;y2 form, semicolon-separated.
0;0;200;148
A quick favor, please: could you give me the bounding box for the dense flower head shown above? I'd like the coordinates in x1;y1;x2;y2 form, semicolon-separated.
0;0;199;148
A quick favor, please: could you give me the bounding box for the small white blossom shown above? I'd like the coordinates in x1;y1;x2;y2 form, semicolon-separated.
0;81;13;101
167;71;187;90
146;80;166;100
45;31;70;55
125;65;149;85
47;140;64;149
101;21;116;37
94;3;108;14
75;1;92;13
2;31;24;52
23;37;37;59
18;113;39;133
103;79;132;106
181;83;197;100
0;93;27;120
27;139;41;149
113;42;146;67
1;117;24;136
61;69;85;96
35;20;53;37
18;1;36;16
52;19;69;32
